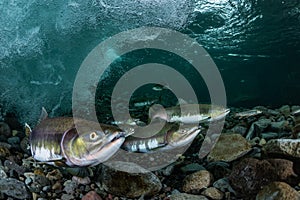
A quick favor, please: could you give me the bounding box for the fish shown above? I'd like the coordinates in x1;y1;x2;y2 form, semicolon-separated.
27;109;126;167
234;109;262;119
149;104;230;124
152;83;170;91
292;108;300;116
121;122;202;153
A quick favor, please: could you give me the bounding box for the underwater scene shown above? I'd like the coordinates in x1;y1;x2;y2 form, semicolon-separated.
0;0;300;199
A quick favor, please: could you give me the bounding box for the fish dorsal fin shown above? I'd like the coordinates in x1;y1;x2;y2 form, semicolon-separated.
38;107;48;124
24;123;32;137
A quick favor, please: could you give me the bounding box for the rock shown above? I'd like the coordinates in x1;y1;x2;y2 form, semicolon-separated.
201;187;224;200
0;166;7;178
270;121;289;132
24;172;50;193
207;134;252;162
63;180;78;194
230;125;247;136
212;178;235;194
46;169;63;181
7;136;20;145
0;122;11;137
100;161;162;198
206;162;230;180
279;105;290;117
182;170;214;194
267;158;298;184
61;193;75;200
0;178;30;199
259;138;266;146
180;163;206;173
0;146;10;158
161;163;176;176
263;138;300;158
169;193;209;200
4;160;26;176
261;132;278;140
20;137;30;154
246;119;271;140
72;176;91;185
228;158;277;197
81;191;102;200
256;182;300;200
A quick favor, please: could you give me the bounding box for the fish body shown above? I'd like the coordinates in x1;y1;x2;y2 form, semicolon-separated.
29;117;125;167
234;109;262;119
149;104;230;124
121;122;201;153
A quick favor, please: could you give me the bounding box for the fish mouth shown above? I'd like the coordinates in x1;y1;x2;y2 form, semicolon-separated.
87;132;126;166
168;126;202;148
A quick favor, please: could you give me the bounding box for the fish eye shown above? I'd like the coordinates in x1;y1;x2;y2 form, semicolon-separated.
90;132;98;140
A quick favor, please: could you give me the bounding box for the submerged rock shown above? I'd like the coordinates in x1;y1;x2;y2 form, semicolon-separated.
182;170;214;194
180;163;206;173
263;138;300;158
0;122;11;138
228;158;277;197
169;193;208;200
279;105;290;117
0;178;30;199
99;161;162;198
201;187;224;200
246;119;271;140
256;182;300;200
207;133;252;162
81;191;102;200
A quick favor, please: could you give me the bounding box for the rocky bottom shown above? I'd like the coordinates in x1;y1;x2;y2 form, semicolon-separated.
0;105;300;200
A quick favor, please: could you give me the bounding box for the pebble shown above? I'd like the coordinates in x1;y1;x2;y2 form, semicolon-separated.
72;176;91;185
201;187;224;200
279;105;290;117
0;166;7;178
261;132;278;140
24;172;50;193
81;191;102;200
207;133;252;162
100;161;162;198
182;170;214;194
256;181;300;200
46;169;63;181
246;118;271;140
228;158;277;197
169;193;209;200
267;158;298;184
7;136;20;145
63;180;78;194
0;146;10;158
180;163;206;173
212;178;235;194
263;138;300;158
61;193;75;200
0;178;30;199
0;122;11;137
230;125;247;136
270;120;289;132
4;159;26;176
